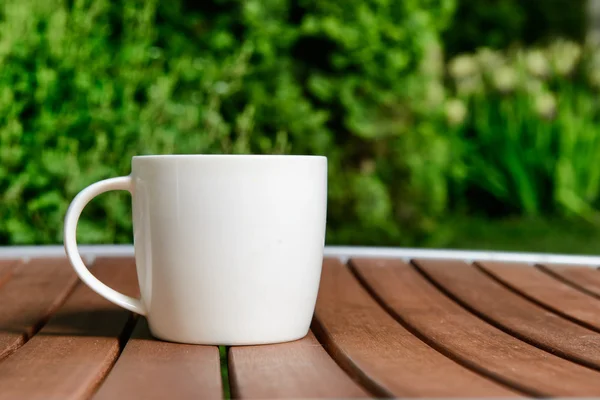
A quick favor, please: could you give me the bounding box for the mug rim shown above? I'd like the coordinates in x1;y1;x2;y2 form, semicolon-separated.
133;154;326;160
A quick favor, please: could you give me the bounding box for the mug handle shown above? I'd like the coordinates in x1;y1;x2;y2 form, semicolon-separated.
63;176;146;316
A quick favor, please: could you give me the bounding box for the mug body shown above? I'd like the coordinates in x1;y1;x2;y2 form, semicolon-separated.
130;154;327;345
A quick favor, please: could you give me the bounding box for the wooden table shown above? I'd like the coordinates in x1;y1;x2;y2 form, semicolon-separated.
1;254;600;399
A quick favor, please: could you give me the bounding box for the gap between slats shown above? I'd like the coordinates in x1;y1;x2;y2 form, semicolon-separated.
310;318;386;398
0;258;141;400
82;259;143;399
89;314;139;397
414;259;600;374
536;264;600;300
345;260;533;397
475;262;600;334
312;258;519;398
353;258;600;397
221;346;231;400
0;258;81;361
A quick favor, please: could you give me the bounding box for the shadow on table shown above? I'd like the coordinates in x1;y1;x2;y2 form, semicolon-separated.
1;308;155;341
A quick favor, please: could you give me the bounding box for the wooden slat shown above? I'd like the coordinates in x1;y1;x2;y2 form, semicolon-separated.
229;330;368;399
538;264;600;299
356;258;600;397
313;258;517;398
417;259;600;371
94;318;222;400
0;260;18;288
0;257;138;400
479;261;600;332
0;258;79;360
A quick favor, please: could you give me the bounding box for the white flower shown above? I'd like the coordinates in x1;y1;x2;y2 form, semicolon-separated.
534;92;557;119
549;39;582;76
525;50;550;78
445;98;468;126
476;47;505;73
523;79;544;94
587;50;600;88
448;55;479;80
587;31;600;48
456;75;484;96
493;66;518;93
592;50;600;68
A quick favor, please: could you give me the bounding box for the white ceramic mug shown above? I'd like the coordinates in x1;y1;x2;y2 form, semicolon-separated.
63;154;327;345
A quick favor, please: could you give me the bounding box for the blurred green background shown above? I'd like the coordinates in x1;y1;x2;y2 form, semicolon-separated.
2;0;600;254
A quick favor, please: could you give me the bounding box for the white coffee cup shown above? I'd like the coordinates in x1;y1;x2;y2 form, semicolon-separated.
63;154;327;345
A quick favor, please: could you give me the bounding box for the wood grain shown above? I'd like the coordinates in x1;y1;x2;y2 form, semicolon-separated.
313;258;517;398
229;330;368;399
356;258;600;397
0;258;79;360
0;259;18;289
479;261;600;332
417;259;600;370
538;264;600;299
0;257;139;400
93;318;222;400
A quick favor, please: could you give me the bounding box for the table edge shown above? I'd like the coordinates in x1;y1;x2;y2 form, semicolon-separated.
0;245;598;267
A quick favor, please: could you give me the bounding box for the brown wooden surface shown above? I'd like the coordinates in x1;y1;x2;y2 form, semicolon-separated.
0;258;78;360
229;330;368;399
0;258;138;400
538;264;600;298
94;318;222;400
313;258;517;398
0;260;18;289
1;255;600;399
355;258;600;397
480;261;600;332
416;259;600;372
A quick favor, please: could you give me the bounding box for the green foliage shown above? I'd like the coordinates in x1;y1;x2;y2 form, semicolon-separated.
444;0;588;57
435;40;600;223
430;216;600;255
0;0;455;245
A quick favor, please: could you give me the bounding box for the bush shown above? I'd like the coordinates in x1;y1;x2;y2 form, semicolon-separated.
433;39;600;223
444;0;588;57
0;0;455;245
